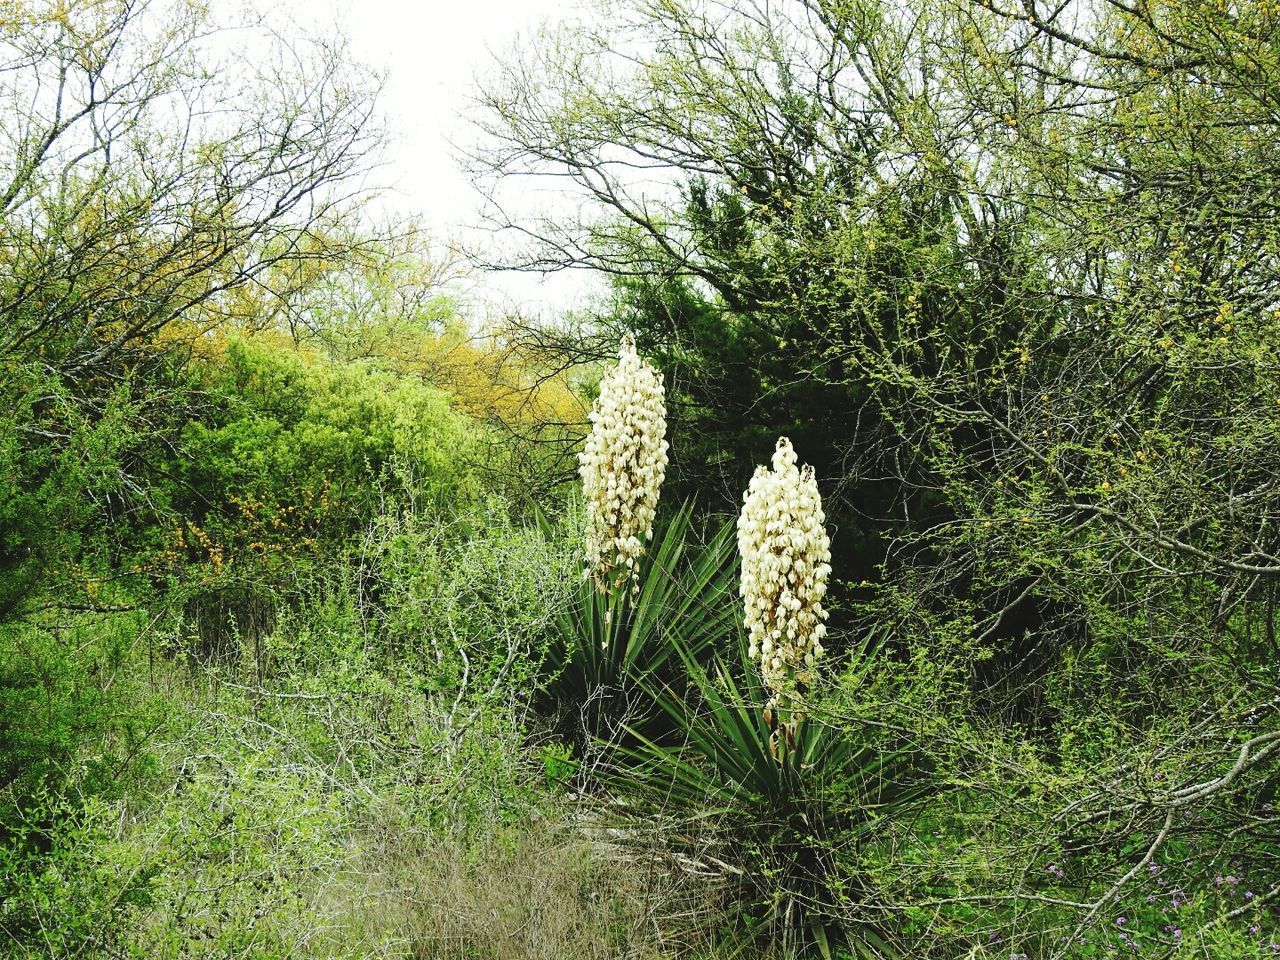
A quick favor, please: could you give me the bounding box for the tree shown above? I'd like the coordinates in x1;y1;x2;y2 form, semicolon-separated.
467;0;1037;582
0;0;382;616
242;228;590;502
472;0;1280;951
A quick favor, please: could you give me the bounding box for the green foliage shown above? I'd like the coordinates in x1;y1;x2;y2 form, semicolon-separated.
0;793;159;959
0;0;378;615
0;361;166;617
366;500;573;703
173;336;480;552
0;610;172;956
12;0;1280;956
475;0;1280;950
608;628;929;958
143;337;489;666
538;501;739;740
127;740;356;959
209;503;573;835
538;742;579;788
0;615;167;807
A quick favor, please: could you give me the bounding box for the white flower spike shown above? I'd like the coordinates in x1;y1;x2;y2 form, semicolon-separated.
738;437;831;711
579;335;669;592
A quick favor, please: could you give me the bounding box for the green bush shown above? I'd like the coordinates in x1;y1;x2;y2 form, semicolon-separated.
369;500;575;705
0;363;163;618
143;336;492;668
172;336;481;550
0;610;172;956
0;792;160;959
607;628;930;958
125;742;355;960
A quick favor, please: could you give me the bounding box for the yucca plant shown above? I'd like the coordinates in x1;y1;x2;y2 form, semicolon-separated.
536;501;739;741
607;626;929;959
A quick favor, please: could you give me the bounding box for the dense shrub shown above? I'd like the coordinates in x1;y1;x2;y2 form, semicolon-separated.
170;336;480;555
0;612;172;955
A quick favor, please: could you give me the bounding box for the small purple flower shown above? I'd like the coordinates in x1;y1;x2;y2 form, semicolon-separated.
1116;917;1127;927
1047;863;1066;878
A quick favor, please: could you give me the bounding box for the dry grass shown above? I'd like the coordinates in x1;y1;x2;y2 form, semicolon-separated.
336;806;741;960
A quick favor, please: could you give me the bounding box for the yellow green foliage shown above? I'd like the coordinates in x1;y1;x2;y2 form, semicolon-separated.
152;333;482;581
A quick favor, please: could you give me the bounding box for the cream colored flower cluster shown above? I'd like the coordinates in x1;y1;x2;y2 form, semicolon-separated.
738;437;832;705
579;335;669;591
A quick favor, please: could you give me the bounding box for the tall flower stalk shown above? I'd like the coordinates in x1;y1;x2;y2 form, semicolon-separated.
738;437;832;732
578;335;669;594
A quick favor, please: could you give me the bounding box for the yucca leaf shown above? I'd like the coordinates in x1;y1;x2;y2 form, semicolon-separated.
603;622;928;959
538;503;738;741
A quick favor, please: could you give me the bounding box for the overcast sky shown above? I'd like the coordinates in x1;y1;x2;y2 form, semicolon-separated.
280;0;602;318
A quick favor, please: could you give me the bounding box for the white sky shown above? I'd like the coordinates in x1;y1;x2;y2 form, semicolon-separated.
281;0;604;319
